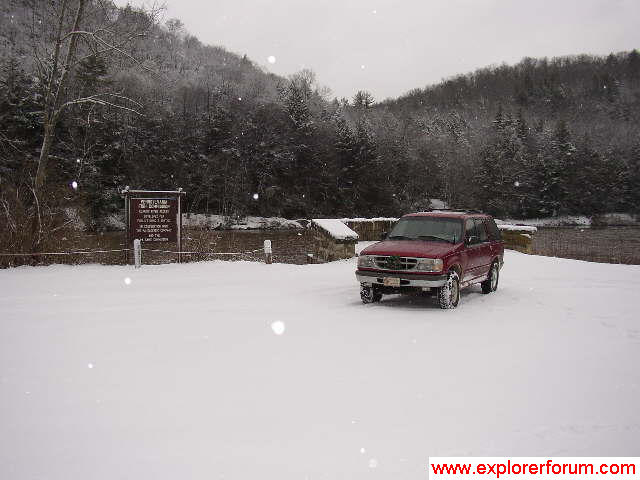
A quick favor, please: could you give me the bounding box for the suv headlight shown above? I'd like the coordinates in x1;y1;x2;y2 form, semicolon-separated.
358;255;376;268
415;258;443;272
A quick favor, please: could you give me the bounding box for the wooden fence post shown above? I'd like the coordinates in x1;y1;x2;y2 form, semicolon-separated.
134;239;142;268
264;239;272;264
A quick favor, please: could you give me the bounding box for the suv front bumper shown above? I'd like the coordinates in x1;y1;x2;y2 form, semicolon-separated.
356;270;447;288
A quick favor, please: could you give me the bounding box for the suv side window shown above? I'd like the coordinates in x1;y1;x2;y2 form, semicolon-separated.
474;219;488;243
484;218;502;241
465;219;477;244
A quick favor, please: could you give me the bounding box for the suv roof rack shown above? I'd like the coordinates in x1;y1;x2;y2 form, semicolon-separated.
426;208;485;214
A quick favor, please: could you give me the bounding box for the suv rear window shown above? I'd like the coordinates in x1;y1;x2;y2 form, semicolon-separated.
475;219;489;242
483;218;502;241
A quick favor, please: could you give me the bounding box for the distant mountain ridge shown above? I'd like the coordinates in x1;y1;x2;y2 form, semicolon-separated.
379;52;640;150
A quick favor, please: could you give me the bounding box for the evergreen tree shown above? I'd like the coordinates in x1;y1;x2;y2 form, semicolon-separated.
627;49;640;83
627;142;640;210
353;90;374;110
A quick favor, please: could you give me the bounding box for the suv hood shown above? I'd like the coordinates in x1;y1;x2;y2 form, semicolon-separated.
361;240;459;258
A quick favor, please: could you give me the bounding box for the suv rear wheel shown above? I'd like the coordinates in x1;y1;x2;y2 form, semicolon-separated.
437;271;460;309
481;262;499;294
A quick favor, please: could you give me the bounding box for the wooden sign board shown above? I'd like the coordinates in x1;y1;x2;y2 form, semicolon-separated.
122;188;185;264
130;197;177;242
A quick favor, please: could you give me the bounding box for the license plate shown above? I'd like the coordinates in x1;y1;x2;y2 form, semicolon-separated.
383;277;401;287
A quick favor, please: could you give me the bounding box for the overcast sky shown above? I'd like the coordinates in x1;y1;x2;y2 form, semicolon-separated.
130;0;639;101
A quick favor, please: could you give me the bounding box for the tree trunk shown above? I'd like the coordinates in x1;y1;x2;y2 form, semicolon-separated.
31;0;86;252
35;124;55;192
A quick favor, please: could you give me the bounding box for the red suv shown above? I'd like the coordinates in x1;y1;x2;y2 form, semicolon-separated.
355;210;504;309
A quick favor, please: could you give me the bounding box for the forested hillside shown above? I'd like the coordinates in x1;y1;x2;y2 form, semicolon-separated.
377;53;640;217
1;0;639;250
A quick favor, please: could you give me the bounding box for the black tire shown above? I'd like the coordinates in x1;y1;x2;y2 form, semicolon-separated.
360;284;382;304
437;271;460;309
481;262;499;294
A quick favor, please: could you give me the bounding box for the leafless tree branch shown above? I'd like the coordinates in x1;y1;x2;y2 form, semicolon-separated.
58;91;144;115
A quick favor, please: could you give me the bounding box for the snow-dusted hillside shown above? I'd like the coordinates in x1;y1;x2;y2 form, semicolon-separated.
1;252;639;479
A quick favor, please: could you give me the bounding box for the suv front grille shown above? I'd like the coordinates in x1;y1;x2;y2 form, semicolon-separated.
374;256;418;271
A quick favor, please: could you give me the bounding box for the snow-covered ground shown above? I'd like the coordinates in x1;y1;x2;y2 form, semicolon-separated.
500;213;638;227
1;251;639;479
183;214;303;230
100;213;304;231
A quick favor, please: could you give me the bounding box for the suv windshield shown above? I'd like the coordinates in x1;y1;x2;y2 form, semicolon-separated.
388;216;463;243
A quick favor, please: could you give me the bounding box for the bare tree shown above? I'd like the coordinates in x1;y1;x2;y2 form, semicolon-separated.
27;0;159;248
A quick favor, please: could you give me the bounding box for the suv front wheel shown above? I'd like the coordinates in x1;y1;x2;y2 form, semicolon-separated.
438;271;460;309
360;284;382;304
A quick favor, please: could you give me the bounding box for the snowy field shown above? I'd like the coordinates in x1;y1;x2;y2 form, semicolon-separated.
1;250;639;479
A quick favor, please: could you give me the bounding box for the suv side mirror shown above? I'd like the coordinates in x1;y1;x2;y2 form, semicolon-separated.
379;231;388;241
466;235;478;245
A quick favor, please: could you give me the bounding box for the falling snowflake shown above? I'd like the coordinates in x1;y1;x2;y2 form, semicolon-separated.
271;321;285;335
514;181;520;187
71;181;78;190
238;97;242;101
369;458;378;469
267;55;276;64
88;363;94;369
124;277;132;285
360;65;366;70
360;447;366;454
253;193;259;200
76;158;81;164
372;9;377;14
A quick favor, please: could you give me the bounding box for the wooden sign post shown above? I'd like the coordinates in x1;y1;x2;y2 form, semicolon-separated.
122;187;186;264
